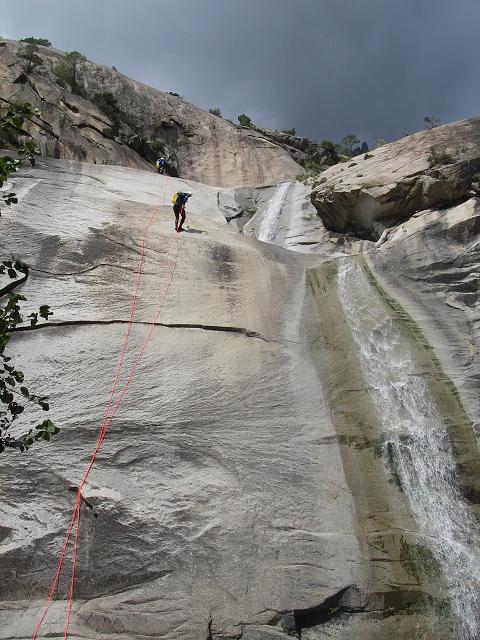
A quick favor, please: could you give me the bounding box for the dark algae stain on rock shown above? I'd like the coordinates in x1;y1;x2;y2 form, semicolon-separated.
209;243;238;284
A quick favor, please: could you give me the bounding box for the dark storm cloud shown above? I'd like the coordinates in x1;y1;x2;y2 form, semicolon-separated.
2;0;480;144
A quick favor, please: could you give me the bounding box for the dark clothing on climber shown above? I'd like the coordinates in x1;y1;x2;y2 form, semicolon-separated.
173;192;191;232
156;158;166;174
173;202;186;231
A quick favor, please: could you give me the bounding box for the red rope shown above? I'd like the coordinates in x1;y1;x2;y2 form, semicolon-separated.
63;499;80;639
32;175;178;639
60;229;180;638
31;207;158;638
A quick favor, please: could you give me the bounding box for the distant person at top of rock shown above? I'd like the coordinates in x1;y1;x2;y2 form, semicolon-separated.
156;157;166;174
171;191;192;232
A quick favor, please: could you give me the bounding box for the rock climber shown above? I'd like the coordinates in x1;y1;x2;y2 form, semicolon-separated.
172;192;192;232
156;157;166;174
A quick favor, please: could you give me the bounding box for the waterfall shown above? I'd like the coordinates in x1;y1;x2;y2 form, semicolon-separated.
337;259;480;639
257;182;290;242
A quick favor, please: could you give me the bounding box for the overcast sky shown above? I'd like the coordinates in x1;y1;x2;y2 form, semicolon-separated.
2;0;479;144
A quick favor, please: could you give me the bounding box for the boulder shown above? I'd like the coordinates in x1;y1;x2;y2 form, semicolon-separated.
311;119;480;238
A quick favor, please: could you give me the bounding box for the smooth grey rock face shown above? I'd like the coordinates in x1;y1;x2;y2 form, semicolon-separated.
1;151;480;637
311;119;480;238
0;39;302;188
0;160;367;640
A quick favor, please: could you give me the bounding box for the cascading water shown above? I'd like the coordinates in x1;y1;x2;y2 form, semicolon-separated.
337;259;480;639
256;181;290;242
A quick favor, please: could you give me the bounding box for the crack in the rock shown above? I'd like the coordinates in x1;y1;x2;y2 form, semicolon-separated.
207;612;213;640
29;164;107;184
76;121;111;140
95;233;146;257
32;262;153;277
0;271;28;297
293;587;361;637
67;486;98;518
291;585;434;637
85;568;174;600
7;83;62;140
8;318;284;343
2;633;91;640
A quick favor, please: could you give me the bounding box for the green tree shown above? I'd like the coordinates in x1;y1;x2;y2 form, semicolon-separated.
93;92;139;137
424;115;441;130
209;107;222;117
0;102;40;176
0;272;58;453
0;102;58;453
238;114;252;127
53;51;86;95
341;133;361;157
374;138;387;148
321;140;336;153
93;91;122;136
282;128;296;136
19;43;43;74
20;37;52;47
427;146;455;166
19;139;40;166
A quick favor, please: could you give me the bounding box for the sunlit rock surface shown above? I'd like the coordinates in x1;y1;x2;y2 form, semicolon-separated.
311;119;480;238
0;39;302;188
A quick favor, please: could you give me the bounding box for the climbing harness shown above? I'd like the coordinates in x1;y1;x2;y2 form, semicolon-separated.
32;175;180;639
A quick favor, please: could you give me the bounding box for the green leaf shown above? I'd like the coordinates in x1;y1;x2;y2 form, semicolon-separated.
38;305;52;320
14;261;28;274
36;419;57;433
9;402;24;415
0;391;13;404
4;194;18;206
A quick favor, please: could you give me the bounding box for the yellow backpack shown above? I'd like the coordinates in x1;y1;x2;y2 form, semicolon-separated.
171;192;179;204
